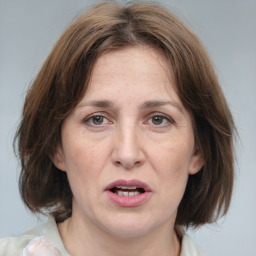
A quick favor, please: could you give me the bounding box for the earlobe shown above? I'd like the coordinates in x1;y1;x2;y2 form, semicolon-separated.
189;149;204;175
51;146;66;171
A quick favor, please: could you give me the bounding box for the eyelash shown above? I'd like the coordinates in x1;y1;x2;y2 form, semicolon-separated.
84;114;111;127
145;113;175;128
83;113;175;128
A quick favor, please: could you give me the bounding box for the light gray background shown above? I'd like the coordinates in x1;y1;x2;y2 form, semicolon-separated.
0;0;255;255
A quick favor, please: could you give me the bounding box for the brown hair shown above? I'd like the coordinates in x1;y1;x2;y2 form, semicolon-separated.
15;1;235;228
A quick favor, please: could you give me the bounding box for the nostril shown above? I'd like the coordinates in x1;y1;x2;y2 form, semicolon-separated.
111;139;144;169
134;161;141;166
114;160;141;169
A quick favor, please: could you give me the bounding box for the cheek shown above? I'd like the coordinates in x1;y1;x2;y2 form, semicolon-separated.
149;139;192;193
63;133;99;169
151;140;192;173
146;142;191;223
63;143;99;206
62;135;111;188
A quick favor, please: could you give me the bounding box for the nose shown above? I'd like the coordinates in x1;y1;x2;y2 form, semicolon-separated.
111;124;145;169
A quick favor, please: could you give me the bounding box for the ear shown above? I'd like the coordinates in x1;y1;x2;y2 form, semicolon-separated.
51;145;66;171
188;149;204;175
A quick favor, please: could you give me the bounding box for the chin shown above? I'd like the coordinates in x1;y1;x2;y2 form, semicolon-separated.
107;225;151;239
99;213;158;238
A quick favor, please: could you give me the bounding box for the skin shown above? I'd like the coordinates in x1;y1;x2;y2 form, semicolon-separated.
53;45;203;256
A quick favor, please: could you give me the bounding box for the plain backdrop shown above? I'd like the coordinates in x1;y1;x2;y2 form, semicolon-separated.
0;0;255;255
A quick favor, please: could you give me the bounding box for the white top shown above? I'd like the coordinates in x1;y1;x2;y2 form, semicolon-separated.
0;216;206;256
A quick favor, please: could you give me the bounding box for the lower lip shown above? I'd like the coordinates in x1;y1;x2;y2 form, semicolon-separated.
106;191;151;207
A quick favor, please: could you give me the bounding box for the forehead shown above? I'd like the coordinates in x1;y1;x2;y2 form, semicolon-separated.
93;46;172;80
84;45;180;103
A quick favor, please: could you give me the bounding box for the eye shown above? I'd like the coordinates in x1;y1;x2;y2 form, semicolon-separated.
84;115;109;127
147;114;174;127
91;116;105;125
151;116;166;125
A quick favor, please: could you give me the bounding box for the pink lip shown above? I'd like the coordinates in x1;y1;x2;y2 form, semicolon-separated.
105;179;152;207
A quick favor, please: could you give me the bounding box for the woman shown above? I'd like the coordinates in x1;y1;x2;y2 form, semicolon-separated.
0;1;235;255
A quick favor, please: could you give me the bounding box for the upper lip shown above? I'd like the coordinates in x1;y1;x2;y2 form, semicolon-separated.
105;179;152;192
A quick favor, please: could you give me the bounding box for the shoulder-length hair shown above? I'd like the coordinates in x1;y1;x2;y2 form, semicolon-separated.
15;1;236;228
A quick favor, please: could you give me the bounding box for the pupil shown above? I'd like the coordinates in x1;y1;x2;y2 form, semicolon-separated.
93;116;103;125
152;116;163;125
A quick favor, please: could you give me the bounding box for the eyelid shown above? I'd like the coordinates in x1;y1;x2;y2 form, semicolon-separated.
83;112;113;127
82;112;175;128
145;112;175;126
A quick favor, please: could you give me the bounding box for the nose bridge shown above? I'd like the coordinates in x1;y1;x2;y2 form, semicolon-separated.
112;118;143;169
120;121;138;152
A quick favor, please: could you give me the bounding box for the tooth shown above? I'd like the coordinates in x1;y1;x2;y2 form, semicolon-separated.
117;191;124;196
134;191;140;196
123;191;128;196
116;186;125;189
128;192;135;196
116;186;137;189
128;186;137;189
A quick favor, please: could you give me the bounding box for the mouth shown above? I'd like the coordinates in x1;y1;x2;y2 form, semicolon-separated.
110;186;145;197
105;179;152;207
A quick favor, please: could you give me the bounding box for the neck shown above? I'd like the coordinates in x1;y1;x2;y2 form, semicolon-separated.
58;212;181;256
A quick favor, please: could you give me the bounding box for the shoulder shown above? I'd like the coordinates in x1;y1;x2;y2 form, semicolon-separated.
0;216;68;256
180;233;206;256
0;235;30;256
0;227;43;256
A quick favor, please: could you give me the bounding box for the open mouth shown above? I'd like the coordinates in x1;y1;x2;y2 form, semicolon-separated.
110;186;145;197
105;179;152;207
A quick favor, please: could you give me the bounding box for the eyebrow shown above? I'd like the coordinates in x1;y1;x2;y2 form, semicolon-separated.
78;100;115;109
138;100;184;113
78;99;183;113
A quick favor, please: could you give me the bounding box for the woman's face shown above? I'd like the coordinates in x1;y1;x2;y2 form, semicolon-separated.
54;46;203;238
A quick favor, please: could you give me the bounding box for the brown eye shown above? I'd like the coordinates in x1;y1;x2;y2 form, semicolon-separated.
152;116;164;125
92;116;104;125
84;114;111;129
